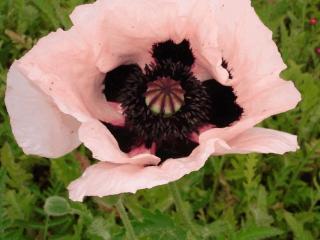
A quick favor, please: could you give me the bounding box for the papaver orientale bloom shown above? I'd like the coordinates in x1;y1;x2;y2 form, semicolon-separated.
5;0;301;201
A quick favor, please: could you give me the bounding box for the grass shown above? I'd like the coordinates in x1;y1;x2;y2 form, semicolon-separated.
0;0;320;239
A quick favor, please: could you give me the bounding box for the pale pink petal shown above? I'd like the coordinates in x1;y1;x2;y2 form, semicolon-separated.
68;137;229;201
79;120;161;166
240;79;301;118
69;124;299;201
70;0;181;72
19;27;124;125
128;144;156;157
222;127;299;154
212;0;300;127
213;0;287;85
200;117;261;144
171;0;227;81
5;62;81;158
200;79;301;143
173;0;226;81
70;0;225;81
7;0;301;201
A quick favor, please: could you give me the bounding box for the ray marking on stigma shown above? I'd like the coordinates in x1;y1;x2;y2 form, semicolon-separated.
145;77;185;117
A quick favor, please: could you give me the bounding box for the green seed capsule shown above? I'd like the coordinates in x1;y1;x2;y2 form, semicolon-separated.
145;77;185;117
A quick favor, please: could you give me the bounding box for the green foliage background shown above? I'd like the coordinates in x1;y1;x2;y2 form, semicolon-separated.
0;0;319;239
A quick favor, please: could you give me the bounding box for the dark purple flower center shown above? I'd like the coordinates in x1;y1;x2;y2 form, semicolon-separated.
103;40;243;162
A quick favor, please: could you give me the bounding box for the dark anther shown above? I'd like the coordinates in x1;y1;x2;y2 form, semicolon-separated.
103;123;143;153
152;39;195;67
203;80;243;127
221;59;233;79
104;64;142;102
155;138;199;161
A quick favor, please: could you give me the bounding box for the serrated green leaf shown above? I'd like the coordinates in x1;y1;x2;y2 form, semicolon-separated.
31;0;60;28
4;189;35;221
250;186;274;227
202;220;231;238
0;143;32;189
51;155;81;186
0;168;7;239
234;226;283;240
133;209;187;240
283;211;313;240
87;218;111;240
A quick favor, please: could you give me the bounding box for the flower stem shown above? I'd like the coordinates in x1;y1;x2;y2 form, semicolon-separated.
115;196;138;240
168;182;199;237
43;215;49;240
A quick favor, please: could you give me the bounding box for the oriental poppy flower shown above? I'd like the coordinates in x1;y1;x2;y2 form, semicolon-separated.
5;0;301;201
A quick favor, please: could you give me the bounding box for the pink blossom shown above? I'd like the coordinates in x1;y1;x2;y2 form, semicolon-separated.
5;0;301;201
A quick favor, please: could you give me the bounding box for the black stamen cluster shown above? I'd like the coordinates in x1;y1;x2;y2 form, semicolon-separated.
118;61;211;148
152;39;195;67
103;39;243;159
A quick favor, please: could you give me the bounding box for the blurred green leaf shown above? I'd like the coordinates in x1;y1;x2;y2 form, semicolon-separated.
86;217;112;240
31;0;60;29
0;143;32;189
283;211;313;240
133;208;187;240
233;225;283;240
51;155;81;186
0;168;7;239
